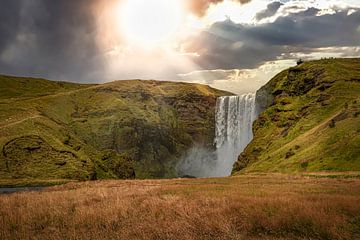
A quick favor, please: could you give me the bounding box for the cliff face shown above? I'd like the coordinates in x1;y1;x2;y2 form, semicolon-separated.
233;58;360;173
254;81;274;115
0;77;230;181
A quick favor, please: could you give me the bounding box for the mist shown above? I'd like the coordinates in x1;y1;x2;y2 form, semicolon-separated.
177;94;257;178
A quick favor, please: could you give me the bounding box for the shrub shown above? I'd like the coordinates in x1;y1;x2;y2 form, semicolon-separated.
301;161;309;169
329;119;336;128
297;59;304;65
285;149;295;159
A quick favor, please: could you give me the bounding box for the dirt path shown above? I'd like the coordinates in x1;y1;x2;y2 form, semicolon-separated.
0;84;101;130
270;108;343;156
0;115;42;130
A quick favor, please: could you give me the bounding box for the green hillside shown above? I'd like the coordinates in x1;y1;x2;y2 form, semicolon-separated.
0;76;230;184
2;58;359;185
233;58;360;173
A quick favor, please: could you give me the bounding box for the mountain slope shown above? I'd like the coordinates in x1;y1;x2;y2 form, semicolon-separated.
0;76;230;182
233;58;360;173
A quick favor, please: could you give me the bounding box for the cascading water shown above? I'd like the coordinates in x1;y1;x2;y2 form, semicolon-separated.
214;94;257;176
177;93;258;178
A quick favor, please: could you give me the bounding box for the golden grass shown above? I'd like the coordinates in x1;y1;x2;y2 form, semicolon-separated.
1;174;359;240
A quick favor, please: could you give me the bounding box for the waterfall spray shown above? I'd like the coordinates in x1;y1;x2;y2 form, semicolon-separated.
177;94;257;178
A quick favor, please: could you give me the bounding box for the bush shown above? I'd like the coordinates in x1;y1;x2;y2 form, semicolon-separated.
329;119;336;128
301;161;309;169
285;149;295;159
297;59;304;65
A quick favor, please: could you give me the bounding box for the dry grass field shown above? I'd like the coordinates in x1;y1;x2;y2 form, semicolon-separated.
1;174;360;240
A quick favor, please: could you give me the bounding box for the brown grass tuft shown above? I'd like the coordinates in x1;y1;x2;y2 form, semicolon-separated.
1;174;360;239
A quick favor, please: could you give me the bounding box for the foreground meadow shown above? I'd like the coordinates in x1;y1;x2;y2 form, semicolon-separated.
1;174;359;240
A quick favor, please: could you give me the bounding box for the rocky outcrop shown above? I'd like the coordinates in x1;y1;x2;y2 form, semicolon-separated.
255;82;275;115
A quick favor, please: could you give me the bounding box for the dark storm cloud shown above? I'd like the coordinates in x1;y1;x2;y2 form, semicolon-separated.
185;8;360;70
0;1;22;53
0;0;104;82
256;1;283;20
1;1;360;83
0;0;255;83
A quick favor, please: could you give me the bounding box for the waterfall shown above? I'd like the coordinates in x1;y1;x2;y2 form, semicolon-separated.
213;94;257;176
177;93;257;178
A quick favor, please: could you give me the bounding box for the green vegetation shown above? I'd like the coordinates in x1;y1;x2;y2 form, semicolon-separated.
234;58;360;174
0;76;230;184
2;58;359;183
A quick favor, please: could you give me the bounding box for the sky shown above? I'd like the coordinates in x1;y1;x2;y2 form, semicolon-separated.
0;0;359;94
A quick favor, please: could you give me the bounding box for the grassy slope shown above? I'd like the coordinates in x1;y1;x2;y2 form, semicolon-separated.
0;76;230;183
0;174;359;239
234;58;360;173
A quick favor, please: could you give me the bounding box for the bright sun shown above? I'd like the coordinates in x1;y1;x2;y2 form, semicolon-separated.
119;0;184;47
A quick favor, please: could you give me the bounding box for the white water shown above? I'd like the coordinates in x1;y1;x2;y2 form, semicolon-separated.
214;94;257;176
177;94;257;178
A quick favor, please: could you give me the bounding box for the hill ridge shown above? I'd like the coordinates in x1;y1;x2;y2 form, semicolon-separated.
233;58;360;174
0;76;230;183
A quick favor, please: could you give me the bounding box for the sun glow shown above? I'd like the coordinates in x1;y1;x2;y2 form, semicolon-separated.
119;0;184;47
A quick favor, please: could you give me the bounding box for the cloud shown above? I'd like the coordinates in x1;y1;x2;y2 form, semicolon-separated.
183;7;360;70
178;69;239;84
0;0;22;55
0;0;255;83
256;1;283;20
0;0;105;82
179;60;296;94
0;0;359;86
187;0;251;17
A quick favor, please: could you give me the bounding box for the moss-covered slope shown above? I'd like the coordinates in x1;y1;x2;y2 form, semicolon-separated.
0;76;230;182
234;58;360;173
